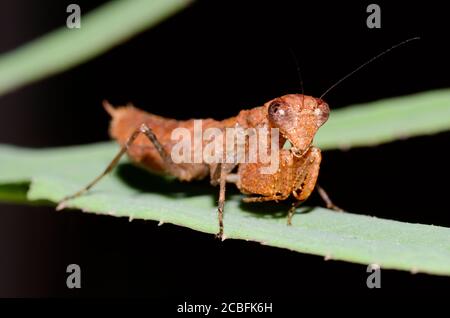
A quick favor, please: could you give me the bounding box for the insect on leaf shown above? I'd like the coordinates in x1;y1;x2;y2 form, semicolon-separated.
1;88;450;277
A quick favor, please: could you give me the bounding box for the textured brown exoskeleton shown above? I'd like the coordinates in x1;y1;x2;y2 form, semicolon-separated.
57;38;419;239
57;94;337;239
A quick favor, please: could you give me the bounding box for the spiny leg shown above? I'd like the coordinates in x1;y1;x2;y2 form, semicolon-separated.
288;147;321;225
286;168;309;225
316;184;342;211
242;194;289;203
57;123;175;210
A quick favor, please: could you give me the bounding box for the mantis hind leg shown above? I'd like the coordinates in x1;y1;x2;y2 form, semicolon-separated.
56;123;181;210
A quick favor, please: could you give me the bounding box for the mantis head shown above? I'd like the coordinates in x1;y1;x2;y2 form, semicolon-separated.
266;94;329;157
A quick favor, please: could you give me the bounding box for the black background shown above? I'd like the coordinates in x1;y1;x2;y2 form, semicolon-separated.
0;0;449;300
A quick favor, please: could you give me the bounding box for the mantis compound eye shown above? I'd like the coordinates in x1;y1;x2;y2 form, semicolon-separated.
269;101;283;116
314;99;330;127
268;101;292;126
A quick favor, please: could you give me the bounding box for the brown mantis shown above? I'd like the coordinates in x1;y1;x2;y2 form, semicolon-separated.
57;38;419;239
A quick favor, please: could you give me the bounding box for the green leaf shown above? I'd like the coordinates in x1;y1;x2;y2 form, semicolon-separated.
0;183;29;204
316;89;450;149
0;0;192;96
2;90;450;277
